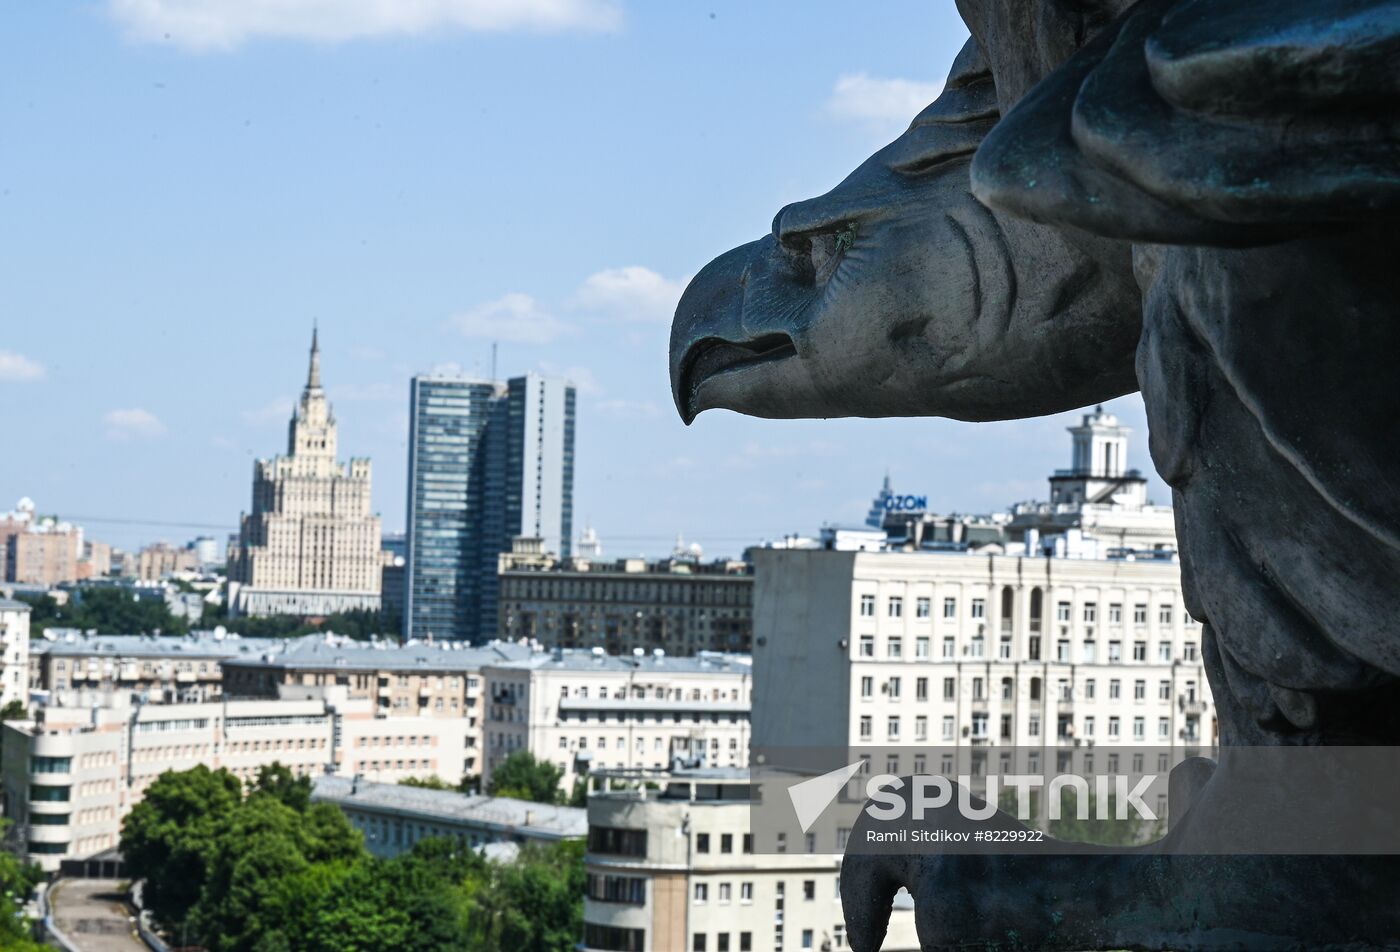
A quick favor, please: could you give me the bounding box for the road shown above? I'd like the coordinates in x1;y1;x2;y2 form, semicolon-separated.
47;878;148;952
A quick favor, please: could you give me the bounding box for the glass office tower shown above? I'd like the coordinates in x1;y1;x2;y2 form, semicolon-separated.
404;372;575;642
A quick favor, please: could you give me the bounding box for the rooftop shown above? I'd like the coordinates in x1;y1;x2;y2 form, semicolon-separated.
0;598;32;612
220;635;536;672
491;648;752;676
31;630;290;659
312;775;586;839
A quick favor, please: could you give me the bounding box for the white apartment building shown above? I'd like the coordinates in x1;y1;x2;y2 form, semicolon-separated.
582;767;918;952
0;686;473;871
0;598;31;708
751;548;1215;775
483;650;752;790
312;774;585;860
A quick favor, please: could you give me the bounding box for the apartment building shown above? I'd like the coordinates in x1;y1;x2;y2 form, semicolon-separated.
312;774;585;859
29;631;288;703
0;599;31;708
581;767;918;952
750;548;1215;768
497;537;754;655
483;650;752;790
221;635;534;780
0;686;472;871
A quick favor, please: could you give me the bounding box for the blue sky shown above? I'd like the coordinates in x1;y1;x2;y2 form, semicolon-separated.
0;1;1164;557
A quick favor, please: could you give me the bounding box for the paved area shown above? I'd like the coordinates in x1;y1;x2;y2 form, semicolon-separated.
47;879;147;952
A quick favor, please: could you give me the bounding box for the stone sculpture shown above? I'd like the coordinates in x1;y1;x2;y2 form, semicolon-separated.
670;0;1400;947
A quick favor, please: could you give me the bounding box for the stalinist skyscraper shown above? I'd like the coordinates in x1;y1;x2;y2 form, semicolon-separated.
228;329;382;617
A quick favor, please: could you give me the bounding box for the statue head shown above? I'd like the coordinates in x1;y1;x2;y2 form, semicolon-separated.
670;30;1142;427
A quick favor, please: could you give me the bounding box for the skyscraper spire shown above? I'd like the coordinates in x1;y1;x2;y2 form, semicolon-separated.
307;323;322;390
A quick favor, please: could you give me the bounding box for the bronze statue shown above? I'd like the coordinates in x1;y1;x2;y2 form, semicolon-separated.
670;0;1400;947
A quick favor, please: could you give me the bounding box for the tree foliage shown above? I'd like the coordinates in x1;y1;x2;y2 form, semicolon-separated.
121;763;584;951
0;821;45;951
19;588;192;635
486;751;566;805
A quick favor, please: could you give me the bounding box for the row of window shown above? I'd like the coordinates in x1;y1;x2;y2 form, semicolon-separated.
859;712;1186;741
859;675;1198;702
856;633;1199;662
859;593;1183;626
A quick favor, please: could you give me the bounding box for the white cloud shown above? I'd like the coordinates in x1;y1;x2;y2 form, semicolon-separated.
104;407;167;441
241;396;294;425
0;350;45;382
538;362;601;395
107;0;622;51
450;293;569;345
826;73;943;134
573;266;687;324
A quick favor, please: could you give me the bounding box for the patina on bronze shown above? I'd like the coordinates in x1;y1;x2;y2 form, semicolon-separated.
669;0;1400;948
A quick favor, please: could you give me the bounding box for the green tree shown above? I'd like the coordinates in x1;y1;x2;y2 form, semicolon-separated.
18;588;190;636
253;762;312;813
464;840;585;952
398;774;452;791
120;765;244;931
486;751;565;805
0;821;45;952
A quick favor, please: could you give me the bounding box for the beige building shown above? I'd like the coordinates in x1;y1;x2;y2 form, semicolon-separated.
582;767;918;952
0;685;473;871
28;631;290;703
750;547;1216;787
228;329;382;617
498;538;753;655
0;499;81;587
483;649;752;791
0;599;31;709
222;635;534;781
136;542;199;581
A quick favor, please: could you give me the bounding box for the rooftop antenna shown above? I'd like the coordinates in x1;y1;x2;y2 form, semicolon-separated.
491;341;498;381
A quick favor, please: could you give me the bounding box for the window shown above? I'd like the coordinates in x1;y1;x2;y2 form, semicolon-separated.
694;883;708;903
915;716;928;740
718;935;731;952
802;930;814;950
859;716;872;740
586;873;646;905
740;933;752;952
1159;641;1173;661
1108;640;1122;662
943;597;957;619
1133;716;1146;740
887;677;901;699
742;834;753;853
916;677;928;700
942;716;955;741
694;933;707;951
1057;639;1070;662
1084;678;1096;699
860;676;874;699
1083;602;1098;624
588;827;647;856
1134;603;1148;625
943;677;955;700
915;636;929;658
887;716;900;739
1109;679;1122;700
858;634;875;658
888;596;903;618
1134;679;1146;700
740;882;753;902
696;833;710;853
888;637;903;659
942;636;955;658
1028;714;1041;737
1159;680;1171;700
1184;641;1198;661
1109;716;1121;738
916;597;931;618
1084;716;1095;736
1083;639;1097;663
1159;605;1174;626
1057;601;1071;622
803;880;816;900
719;882;732;901
971;598;986;619
1109;603;1123;624
972;677;985;700
721;833;733;853
1133;641;1147;661
1159;717;1171;739
860;594;875;617
585;925;645;952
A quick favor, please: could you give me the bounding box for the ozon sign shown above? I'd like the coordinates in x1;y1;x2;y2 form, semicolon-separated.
883;494;928;512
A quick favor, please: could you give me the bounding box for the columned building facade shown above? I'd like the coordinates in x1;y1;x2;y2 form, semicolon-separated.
228;330;382;617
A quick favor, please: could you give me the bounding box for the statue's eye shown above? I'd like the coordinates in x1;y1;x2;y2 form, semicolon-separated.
789;223;858;285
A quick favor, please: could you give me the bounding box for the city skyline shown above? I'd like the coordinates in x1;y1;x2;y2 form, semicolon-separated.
0;2;1167;560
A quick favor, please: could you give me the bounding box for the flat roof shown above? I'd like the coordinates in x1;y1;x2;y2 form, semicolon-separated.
31;632;290;659
0;598;31;612
221;636;536;672
490;649;752;676
312;775;586;839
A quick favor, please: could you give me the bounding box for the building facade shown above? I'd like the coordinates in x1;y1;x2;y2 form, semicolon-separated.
312;774;585;859
220;635;534;782
750;548;1216;770
404;371;576;642
228;329;383;617
136;542;199;581
581;768;919;952
482;650;752;791
0;599;31;708
497;539;754;655
0;686;472;871
1;499;82;587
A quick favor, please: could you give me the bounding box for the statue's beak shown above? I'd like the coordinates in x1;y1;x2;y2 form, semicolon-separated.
669;237;795;424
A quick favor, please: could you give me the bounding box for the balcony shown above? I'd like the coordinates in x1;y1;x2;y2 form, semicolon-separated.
1179;697;1207;716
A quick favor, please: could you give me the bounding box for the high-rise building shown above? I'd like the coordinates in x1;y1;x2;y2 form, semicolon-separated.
227;329;383;617
404;372;575;642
